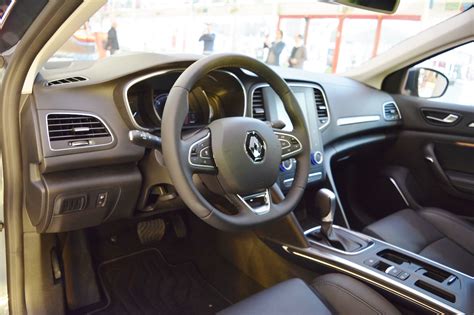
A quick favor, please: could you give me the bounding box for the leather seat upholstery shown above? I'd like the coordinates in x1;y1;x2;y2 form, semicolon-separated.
363;208;474;276
218;274;400;315
311;273;400;315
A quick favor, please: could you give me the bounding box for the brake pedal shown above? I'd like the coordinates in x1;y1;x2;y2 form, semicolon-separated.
137;219;166;244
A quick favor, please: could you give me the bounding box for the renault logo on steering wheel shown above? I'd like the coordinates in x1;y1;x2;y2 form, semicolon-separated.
245;131;266;163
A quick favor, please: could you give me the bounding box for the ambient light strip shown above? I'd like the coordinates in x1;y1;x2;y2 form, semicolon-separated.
455;141;474;148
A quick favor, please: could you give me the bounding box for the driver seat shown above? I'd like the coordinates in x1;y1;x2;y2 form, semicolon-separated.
218;273;400;315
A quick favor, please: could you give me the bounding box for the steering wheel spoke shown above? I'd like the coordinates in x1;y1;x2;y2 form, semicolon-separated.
182;129;217;174
274;130;303;160
228;189;271;216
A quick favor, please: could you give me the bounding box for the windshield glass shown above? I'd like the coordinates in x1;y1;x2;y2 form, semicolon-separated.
51;0;468;74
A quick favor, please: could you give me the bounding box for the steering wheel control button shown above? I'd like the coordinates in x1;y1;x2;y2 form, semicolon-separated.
275;132;302;158
188;132;215;169
282;147;292;155
199;147;211;159
279;139;290;149
245;131;266;163
311;151;324;165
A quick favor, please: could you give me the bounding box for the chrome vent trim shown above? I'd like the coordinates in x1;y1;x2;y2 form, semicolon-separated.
383;101;402;121
46;76;88;87
251;87;266;121
46;112;113;151
314;88;330;129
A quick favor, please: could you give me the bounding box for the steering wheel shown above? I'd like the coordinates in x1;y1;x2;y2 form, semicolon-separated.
161;54;310;230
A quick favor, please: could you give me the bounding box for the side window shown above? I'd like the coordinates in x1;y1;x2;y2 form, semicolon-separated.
404;42;473;106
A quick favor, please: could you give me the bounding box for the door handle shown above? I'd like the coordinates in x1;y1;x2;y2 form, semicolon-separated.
425;114;459;124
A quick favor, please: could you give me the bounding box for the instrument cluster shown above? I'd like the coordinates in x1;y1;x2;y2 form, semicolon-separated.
126;70;246;131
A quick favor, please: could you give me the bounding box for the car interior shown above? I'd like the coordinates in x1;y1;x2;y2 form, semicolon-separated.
0;0;473;314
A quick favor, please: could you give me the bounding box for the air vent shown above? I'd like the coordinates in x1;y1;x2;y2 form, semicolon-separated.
383;102;401;121
47;113;113;150
252;88;266;121
46;76;87;87
314;88;329;128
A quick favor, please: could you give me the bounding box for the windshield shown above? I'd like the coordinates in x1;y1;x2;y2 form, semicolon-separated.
51;0;467;74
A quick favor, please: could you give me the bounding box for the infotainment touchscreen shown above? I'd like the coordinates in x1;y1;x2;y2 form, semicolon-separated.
275;91;309;132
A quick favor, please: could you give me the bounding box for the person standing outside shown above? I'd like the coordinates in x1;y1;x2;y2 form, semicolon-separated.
289;34;307;69
265;30;285;66
106;21;119;55
199;24;216;55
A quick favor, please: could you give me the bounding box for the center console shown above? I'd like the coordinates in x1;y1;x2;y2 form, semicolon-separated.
296;226;472;314
259;189;473;314
254;82;472;313
252;83;326;190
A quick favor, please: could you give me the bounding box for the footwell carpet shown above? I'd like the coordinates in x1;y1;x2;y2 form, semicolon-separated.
91;249;230;315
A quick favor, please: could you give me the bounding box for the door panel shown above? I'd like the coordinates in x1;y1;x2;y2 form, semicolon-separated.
385;94;474;220
395;95;474;137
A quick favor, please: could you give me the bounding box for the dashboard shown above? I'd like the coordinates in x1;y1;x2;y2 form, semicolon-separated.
22;53;402;233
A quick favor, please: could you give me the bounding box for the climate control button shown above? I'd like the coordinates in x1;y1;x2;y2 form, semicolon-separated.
280;159;294;172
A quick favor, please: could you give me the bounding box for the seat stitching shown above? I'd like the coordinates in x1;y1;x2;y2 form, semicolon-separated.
312;280;386;314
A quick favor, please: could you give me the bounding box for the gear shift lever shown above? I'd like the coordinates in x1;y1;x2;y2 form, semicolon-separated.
316;188;336;238
309;188;370;252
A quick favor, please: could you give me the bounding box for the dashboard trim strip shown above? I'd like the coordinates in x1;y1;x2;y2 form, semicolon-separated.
336;115;381;126
283;172;322;187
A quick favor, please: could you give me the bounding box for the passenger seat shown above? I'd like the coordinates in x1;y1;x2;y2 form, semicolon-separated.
363;208;474;276
218;274;400;315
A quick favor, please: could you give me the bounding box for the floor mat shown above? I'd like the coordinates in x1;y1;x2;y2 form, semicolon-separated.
91;249;231;315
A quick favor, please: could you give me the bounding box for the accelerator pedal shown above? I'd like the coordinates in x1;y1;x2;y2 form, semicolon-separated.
137;218;166;244
171;215;187;238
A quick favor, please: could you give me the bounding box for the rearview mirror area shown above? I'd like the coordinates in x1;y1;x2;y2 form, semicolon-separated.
330;0;400;14
405;68;449;99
